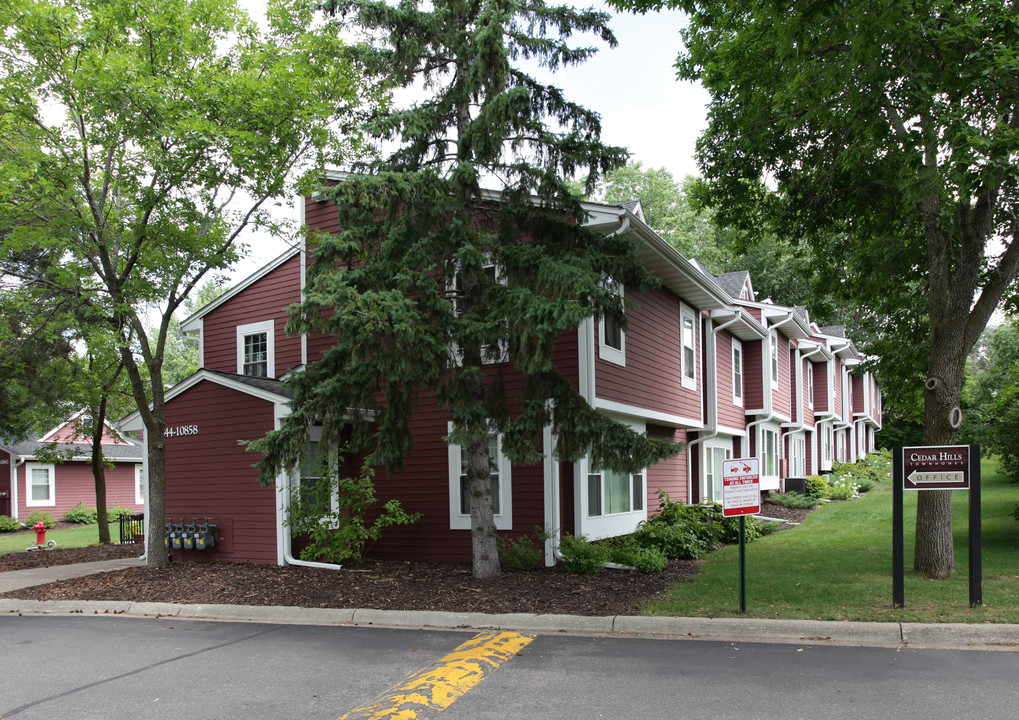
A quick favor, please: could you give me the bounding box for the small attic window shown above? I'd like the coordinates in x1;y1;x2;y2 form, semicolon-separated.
81;415;94;430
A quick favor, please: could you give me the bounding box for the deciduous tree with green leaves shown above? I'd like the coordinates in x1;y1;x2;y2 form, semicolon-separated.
0;0;371;566
252;0;680;578
609;0;1019;579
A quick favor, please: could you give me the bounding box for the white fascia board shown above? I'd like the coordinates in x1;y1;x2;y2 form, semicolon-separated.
179;247;301;334
593;398;702;430
119;370;292;433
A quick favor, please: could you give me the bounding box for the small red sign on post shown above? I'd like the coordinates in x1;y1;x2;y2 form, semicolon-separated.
902;445;970;490
721;458;760;517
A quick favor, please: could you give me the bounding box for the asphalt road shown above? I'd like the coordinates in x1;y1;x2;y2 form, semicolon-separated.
2;615;1017;720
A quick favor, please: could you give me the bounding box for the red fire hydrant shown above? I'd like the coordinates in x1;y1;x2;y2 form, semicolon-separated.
33;521;47;547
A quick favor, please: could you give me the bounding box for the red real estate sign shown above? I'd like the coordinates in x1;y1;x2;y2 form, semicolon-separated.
721;457;760;517
902;445;970;490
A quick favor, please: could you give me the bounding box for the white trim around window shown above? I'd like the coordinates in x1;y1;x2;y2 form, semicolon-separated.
26;463;55;507
680;303;697;390
135;465;146;506
447;423;513;530
760;425;780;480
704;440;733;503
237;320;275;378
807;361;814;408
769;332;779;390
574;415;648;540
731;338;743;407
598;280;625;366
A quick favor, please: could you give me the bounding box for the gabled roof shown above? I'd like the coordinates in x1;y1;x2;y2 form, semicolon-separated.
617;199;646;222
714;270;754;301
0;439;144;463
818;324;846;338
179;247;301;334
119;369;292;433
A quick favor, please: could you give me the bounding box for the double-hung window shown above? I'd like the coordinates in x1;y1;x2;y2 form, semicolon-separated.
807;362;814;408
452;260;508;364
599;278;625;366
770;332;779;390
731;339;743;406
26;463;55;507
448;425;512;530
790;435;805;477
135;466;146;506
705;444;732;502
761;427;780;479
237;320;274;378
680;304;697;390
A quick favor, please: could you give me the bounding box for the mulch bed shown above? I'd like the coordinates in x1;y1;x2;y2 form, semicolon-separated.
1;505;816;616
2;552;701;616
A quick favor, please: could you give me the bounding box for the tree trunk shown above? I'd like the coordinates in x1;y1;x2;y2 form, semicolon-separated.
145;427;167;568
913;331;966;578
90;399;111;545
467;433;501;578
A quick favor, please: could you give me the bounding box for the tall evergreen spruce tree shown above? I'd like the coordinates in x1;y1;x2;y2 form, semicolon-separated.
254;0;681;577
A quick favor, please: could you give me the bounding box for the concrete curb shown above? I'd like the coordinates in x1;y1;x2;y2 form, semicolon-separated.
2;599;1017;651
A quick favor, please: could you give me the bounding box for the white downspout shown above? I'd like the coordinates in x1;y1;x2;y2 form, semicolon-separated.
274;403;344;570
12;456;24;521
686;312;743;504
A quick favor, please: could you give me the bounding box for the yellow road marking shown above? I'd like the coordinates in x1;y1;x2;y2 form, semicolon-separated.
339;631;534;720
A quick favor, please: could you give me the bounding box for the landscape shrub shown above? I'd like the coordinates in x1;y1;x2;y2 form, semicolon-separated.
805;475;831;500
828;476;860;501
558;533;609;573
632;521;713;560
0;515;20;533
26;510;55;529
765;491;820;509
64;502;98;524
497;532;543;571
608;542;667;573
106;503;134;520
289;464;422;564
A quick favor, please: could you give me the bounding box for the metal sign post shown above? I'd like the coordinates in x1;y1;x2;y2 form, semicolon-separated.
892;445;981;609
722;458;760;614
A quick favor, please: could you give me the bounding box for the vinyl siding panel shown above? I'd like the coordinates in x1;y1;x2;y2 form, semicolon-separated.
201;254;302;377
596;286;701;422
163;380;280;564
715;330;746;429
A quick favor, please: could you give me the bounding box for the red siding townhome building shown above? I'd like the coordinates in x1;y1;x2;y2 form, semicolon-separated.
121;188;881;567
1;411;144;521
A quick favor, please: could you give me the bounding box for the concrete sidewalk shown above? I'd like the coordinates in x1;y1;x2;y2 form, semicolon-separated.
2;558;1017;652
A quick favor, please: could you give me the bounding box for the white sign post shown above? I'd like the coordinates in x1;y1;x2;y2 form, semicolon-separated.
721;458;760;613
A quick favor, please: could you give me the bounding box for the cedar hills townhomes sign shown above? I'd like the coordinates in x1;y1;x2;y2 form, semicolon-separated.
902;445;970;490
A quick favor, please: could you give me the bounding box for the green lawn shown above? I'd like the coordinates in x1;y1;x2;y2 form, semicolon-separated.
0;523;116;555
643;457;1019;623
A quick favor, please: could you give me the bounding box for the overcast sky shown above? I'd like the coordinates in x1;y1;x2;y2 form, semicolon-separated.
231;0;708;277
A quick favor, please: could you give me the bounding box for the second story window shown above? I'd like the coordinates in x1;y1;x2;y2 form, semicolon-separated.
680;304;696;390
598;278;625;366
732;338;743;406
770;333;779;389
807;362;814;407
237;320;274;378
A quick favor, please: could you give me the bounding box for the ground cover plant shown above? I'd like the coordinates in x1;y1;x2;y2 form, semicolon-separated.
643;455;1019;623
